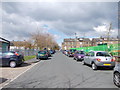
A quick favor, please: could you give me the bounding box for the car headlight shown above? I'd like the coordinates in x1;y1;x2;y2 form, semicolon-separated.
79;56;81;58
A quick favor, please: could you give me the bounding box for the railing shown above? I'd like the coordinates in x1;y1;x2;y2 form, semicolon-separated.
10;49;39;56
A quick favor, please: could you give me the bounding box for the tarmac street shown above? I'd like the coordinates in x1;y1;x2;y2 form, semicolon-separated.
3;52;118;88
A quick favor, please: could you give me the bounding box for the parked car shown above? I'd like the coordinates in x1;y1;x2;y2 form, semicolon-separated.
113;56;120;87
0;51;24;68
62;50;67;55
73;51;85;61
82;51;115;70
49;50;55;54
46;50;52;57
64;50;69;56
68;49;76;57
36;51;48;60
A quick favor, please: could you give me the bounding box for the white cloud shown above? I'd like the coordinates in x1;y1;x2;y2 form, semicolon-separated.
93;23;118;37
1;2;118;41
53;34;61;40
93;25;107;32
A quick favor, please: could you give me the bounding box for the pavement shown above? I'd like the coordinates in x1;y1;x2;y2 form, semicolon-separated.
1;52;119;88
0;58;39;88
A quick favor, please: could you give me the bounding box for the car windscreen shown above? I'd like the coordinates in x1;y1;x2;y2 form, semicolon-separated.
96;52;111;57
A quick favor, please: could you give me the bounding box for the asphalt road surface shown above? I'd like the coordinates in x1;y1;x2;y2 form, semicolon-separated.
3;52;118;88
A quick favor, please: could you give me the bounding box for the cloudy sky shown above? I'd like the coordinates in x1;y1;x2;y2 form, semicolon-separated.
1;1;118;46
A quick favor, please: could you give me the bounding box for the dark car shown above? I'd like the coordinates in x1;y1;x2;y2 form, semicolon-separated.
68;49;76;57
0;51;24;68
49;50;55;54
46;50;52;57
113;56;120;87
36;51;48;60
73;51;85;61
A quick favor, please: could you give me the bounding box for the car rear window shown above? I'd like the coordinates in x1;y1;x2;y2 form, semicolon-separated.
96;52;111;57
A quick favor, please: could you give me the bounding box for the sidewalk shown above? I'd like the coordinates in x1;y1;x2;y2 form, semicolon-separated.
0;58;40;88
24;58;40;64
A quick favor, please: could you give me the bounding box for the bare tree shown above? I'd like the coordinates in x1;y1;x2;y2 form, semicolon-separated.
31;30;59;50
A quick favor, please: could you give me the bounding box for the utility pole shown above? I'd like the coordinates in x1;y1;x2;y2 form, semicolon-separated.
75;33;77;48
107;23;112;45
106;23;112;52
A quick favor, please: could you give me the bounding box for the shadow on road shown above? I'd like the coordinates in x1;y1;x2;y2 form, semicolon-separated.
40;57;52;61
0;78;8;84
20;63;31;67
83;64;113;71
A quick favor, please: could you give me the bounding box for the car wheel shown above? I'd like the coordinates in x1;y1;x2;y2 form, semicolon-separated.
113;72;120;87
10;61;16;68
82;60;85;65
92;63;97;70
73;57;76;60
76;58;79;61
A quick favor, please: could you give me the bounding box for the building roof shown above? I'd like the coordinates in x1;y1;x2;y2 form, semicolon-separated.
0;37;14;46
0;37;10;43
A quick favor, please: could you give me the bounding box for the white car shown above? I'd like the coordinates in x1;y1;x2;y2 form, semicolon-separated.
82;51;115;70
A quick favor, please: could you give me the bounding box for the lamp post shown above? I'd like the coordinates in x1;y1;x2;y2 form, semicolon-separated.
75;33;77;48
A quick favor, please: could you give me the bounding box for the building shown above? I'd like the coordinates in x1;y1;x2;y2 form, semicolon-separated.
91;37;119;46
62;38;77;50
62;37;119;50
78;38;91;47
62;38;91;50
0;37;11;52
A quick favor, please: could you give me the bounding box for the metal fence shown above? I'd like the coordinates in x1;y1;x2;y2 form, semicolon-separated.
70;44;120;56
10;49;39;56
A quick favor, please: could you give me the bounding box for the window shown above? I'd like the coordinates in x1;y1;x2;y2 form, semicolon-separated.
86;53;90;56
90;52;94;57
96;52;111;57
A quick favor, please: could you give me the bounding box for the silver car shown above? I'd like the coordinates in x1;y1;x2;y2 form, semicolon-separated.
113;56;120;87
82;51;115;70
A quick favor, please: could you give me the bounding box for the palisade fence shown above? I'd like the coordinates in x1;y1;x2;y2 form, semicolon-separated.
10;49;39;56
70;44;120;56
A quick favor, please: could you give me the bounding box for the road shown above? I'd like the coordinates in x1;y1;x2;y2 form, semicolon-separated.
3;52;118;88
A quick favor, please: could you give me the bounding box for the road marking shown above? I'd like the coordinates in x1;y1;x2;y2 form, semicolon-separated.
0;60;41;89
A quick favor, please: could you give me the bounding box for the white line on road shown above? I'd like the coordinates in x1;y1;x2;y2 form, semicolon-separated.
0;60;41;89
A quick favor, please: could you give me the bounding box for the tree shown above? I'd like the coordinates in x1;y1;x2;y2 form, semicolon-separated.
31;30;59;50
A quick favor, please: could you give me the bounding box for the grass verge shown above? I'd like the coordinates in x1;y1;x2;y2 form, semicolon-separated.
24;55;36;61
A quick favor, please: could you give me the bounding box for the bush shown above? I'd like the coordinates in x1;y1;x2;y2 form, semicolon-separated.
24;55;36;61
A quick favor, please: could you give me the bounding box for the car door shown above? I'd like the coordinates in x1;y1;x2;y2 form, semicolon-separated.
74;51;77;58
0;52;2;66
2;52;12;66
89;52;95;65
84;52;90;64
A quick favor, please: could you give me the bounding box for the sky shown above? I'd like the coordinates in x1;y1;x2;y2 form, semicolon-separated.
1;0;118;46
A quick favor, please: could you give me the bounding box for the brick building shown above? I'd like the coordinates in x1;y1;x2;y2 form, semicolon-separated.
62;37;119;50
